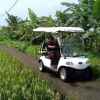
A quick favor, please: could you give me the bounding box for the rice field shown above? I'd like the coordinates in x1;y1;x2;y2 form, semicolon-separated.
0;50;62;100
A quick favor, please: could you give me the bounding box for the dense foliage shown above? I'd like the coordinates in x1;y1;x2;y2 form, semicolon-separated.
0;0;100;99
55;0;100;52
0;0;99;53
93;0;100;19
0;0;100;71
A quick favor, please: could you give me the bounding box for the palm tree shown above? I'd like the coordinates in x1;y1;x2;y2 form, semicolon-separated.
28;8;39;28
61;1;88;29
39;16;55;27
55;11;68;26
6;13;22;30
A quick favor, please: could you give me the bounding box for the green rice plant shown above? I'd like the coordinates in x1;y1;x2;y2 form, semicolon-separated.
0;50;63;100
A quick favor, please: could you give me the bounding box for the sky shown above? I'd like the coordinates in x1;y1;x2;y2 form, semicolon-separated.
0;0;78;26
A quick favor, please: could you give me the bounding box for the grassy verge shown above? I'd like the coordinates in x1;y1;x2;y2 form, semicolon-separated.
0;39;39;57
0;50;66;100
87;52;100;79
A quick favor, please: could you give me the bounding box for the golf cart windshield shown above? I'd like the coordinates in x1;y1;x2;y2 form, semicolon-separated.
61;43;73;57
61;40;85;57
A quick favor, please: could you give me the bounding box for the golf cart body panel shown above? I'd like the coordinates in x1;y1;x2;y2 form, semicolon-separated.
40;56;51;68
39;56;57;71
40;55;90;72
57;57;89;71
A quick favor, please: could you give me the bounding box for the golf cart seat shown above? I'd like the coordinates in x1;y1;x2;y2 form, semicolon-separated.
48;50;61;65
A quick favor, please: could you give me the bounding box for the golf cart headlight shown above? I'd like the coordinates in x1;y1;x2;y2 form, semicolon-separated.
66;62;73;65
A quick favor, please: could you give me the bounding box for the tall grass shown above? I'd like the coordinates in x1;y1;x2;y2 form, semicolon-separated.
0;39;39;57
89;54;100;79
0;50;63;100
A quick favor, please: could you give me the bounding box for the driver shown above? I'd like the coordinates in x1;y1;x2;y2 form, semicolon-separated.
42;34;61;65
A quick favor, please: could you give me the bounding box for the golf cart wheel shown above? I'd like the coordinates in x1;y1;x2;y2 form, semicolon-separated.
84;67;92;80
59;67;69;81
39;61;45;72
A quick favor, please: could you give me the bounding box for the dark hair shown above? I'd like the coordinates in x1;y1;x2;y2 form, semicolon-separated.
47;34;54;40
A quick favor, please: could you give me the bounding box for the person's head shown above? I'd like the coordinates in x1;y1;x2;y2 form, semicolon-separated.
47;34;54;40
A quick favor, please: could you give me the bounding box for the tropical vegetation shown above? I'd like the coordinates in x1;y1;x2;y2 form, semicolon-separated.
0;0;100;99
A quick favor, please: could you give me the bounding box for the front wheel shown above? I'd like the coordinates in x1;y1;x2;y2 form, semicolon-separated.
59;67;69;81
84;67;92;80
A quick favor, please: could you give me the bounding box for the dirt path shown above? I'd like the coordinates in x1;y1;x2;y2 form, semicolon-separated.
0;45;100;100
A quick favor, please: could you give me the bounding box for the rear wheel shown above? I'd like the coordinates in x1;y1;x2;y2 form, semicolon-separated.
59;67;69;81
39;61;45;72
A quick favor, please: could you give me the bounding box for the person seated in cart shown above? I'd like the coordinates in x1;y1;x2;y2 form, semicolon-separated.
42;34;61;65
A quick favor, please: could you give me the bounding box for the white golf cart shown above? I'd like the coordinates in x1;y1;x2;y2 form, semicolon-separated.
33;27;92;81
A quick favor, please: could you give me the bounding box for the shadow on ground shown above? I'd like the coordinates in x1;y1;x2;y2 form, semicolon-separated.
45;68;94;83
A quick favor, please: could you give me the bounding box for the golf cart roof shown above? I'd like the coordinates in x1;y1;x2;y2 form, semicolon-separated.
33;27;58;33
33;27;84;33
